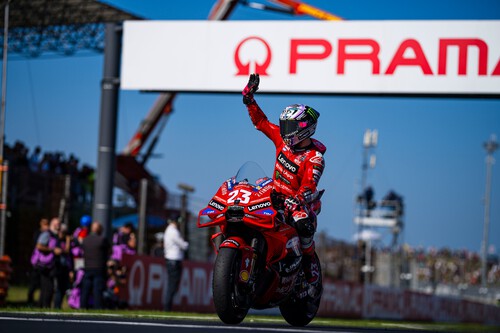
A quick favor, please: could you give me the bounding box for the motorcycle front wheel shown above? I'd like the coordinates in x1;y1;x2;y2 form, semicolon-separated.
213;247;249;324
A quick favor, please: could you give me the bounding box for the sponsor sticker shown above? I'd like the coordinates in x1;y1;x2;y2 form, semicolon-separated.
260;178;273;187
275;171;291;185
209;199;225;211
248;201;272;212
201;208;216;215
310;152;324;164
277;152;298;174
255;209;274;216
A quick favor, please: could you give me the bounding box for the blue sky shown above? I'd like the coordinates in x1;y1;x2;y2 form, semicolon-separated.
5;0;500;252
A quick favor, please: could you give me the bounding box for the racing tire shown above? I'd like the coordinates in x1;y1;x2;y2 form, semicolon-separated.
279;253;323;327
213;247;249;324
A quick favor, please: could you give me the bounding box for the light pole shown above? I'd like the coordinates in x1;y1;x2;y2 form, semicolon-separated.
0;0;9;161
360;129;378;200
0;1;10;257
358;129;377;284
178;183;195;240
480;134;498;292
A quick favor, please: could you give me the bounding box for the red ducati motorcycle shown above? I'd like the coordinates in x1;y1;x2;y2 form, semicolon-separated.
197;161;322;326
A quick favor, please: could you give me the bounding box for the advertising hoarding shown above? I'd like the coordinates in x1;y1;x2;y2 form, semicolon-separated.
121;20;500;96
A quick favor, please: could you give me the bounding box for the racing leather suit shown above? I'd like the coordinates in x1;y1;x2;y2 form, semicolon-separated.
246;101;326;257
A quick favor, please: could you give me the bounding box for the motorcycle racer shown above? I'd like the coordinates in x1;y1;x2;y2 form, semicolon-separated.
242;73;326;291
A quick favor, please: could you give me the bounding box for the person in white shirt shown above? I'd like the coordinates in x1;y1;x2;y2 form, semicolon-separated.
163;218;189;311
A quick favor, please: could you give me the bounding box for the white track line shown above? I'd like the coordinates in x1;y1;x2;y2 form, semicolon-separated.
0;316;352;333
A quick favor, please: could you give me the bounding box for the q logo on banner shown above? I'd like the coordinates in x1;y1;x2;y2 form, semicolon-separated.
128;260;146;306
234;36;272;76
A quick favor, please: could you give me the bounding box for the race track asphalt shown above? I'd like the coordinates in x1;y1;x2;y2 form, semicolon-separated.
0;312;448;333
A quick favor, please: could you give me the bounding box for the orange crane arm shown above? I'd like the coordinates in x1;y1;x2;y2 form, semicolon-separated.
271;0;343;20
122;0;239;158
122;94;174;157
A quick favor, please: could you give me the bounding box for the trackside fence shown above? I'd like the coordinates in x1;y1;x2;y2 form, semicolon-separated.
119;254;500;325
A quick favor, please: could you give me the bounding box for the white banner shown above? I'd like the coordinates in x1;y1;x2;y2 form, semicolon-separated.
121;20;500;95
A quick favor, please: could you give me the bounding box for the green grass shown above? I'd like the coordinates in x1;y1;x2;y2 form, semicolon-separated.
3;285;500;332
5;285;32;304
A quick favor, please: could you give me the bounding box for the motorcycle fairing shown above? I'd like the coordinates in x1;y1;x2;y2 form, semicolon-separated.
197;180;277;230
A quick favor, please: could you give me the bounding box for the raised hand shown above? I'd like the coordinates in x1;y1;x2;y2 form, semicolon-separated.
242;73;260;105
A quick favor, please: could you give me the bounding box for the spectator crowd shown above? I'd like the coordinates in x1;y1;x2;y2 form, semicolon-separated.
28;215;136;309
321;238;500;289
6;141;91;175
5;140;95;203
408;245;500;288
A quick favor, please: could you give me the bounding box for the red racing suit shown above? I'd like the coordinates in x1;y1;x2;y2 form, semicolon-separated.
246;101;326;255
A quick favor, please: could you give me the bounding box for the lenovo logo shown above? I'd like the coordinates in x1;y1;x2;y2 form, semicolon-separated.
278;153;298;174
248;201;271;212
209;200;225;211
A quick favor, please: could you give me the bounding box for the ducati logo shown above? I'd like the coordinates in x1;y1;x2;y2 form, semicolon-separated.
234;36;272;76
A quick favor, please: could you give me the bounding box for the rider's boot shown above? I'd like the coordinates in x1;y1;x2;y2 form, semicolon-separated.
301;244;320;298
293;210;321;297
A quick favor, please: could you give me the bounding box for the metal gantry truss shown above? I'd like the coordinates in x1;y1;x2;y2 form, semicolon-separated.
0;0;141;58
3;23;105;57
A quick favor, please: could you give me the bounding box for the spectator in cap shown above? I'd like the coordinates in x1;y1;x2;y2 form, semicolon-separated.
71;215;92;269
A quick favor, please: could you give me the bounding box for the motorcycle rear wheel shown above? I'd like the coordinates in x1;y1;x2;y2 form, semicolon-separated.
213;247;249;324
279;253;323;327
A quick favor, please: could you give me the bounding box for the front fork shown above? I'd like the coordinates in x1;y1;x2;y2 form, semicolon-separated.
240;238;262;293
213;232;263;294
